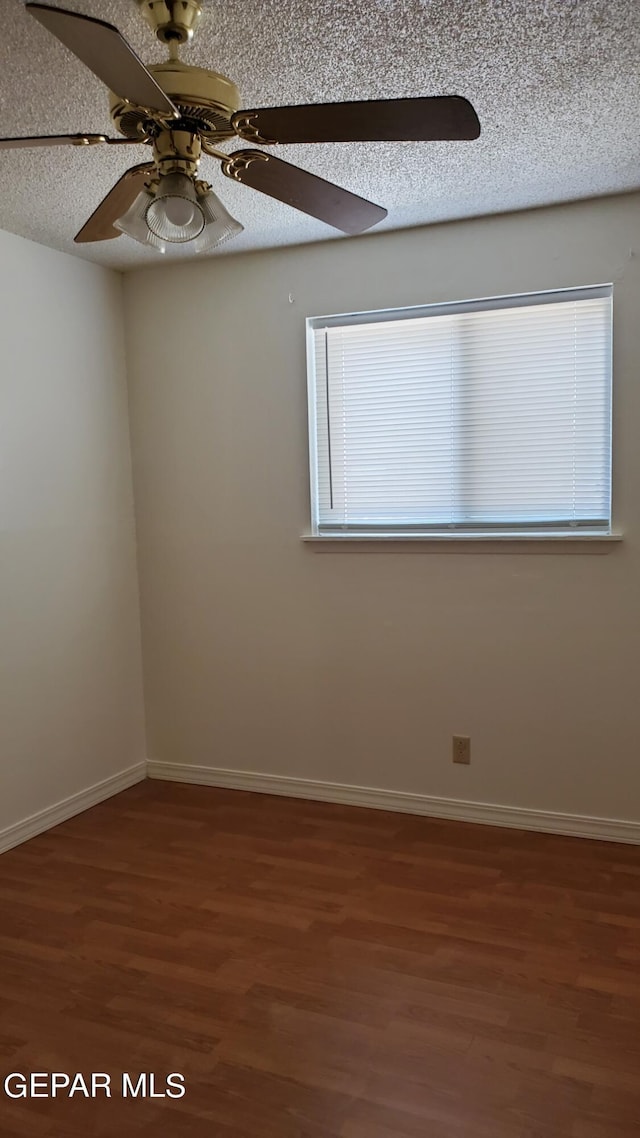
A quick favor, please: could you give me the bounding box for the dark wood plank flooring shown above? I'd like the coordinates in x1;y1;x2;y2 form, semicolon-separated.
0;781;639;1137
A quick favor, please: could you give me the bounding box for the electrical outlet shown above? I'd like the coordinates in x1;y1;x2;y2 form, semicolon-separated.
452;735;471;764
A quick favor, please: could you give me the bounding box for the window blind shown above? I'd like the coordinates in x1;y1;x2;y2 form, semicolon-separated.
307;286;612;534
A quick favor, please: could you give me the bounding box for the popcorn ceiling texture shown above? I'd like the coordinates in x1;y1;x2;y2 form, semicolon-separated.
0;0;638;269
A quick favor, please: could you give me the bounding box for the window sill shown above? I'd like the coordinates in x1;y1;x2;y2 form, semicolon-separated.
302;532;623;553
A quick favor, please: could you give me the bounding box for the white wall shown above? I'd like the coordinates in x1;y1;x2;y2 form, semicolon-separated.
124;193;640;824
0;230;146;835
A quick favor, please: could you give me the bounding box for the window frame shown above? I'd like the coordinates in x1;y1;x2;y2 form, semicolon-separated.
306;284;614;542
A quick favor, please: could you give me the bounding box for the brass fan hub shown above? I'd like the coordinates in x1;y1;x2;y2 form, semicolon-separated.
110;60;241;142
152;128;202;176
137;0;203;45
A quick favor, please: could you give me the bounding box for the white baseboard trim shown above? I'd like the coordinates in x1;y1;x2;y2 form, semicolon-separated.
0;762;147;855
147;761;640;845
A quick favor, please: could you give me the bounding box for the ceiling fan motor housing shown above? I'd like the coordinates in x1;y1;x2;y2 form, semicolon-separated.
138;0;203;44
110;60;241;142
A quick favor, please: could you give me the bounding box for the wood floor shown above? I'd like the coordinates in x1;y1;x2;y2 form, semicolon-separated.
0;782;639;1137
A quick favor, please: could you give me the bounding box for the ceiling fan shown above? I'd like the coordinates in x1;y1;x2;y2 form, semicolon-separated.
1;1;481;253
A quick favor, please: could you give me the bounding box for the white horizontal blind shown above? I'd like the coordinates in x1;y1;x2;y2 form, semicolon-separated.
308;286;612;534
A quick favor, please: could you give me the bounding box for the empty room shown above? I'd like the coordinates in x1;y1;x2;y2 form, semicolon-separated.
1;1;639;1135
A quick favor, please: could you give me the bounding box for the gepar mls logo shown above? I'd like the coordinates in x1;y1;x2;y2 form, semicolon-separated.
3;1073;186;1099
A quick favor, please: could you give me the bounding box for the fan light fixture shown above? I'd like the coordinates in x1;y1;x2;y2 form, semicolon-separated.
114;171;243;253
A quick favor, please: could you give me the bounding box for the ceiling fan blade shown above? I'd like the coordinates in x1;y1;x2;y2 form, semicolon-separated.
233;96;480;145
0;133;138;149
0;133;106;149
222;150;386;234
26;3;178;117
75;163;155;243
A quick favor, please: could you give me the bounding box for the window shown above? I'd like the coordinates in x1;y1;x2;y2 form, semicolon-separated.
306;285;612;537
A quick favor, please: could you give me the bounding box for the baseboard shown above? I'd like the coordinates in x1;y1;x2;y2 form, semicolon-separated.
3;759;636;850
0;762;147;855
147;761;640;845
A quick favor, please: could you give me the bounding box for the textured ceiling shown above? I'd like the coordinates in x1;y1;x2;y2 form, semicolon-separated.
0;0;638;270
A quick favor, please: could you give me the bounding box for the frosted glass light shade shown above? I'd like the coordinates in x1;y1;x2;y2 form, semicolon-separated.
113;190;166;252
146;173;205;243
193;189;243;252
